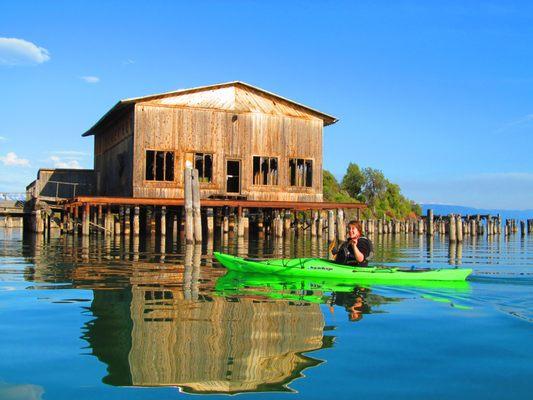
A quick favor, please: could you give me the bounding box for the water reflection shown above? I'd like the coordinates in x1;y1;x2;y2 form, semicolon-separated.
10;229;533;396
83;280;330;393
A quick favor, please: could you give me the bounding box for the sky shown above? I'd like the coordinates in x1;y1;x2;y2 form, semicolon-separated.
0;0;532;209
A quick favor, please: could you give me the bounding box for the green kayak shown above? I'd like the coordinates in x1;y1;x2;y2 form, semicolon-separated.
214;252;472;282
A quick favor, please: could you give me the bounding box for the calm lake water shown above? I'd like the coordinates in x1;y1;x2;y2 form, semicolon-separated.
0;229;532;400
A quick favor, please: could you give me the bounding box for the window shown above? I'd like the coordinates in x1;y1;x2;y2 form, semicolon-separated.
289;158;313;187
145;150;174;181
194;153;213;182
253;156;278;185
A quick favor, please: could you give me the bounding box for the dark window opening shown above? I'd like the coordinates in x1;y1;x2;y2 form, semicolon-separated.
145;150;174;182
289;158;313;188
253;156;278;185
165;152;174;181
195;153;213;182
227;160;240;193
146;151;155;180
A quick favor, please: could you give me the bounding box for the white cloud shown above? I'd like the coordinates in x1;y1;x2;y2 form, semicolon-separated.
81;76;100;83
0;37;50;66
49;155;82;169
0;152;30;167
0;136;6;141
123;59;135;65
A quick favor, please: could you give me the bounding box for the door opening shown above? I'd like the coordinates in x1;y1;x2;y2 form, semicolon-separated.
226;160;240;194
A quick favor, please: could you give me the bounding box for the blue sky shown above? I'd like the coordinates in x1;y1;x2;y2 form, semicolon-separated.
0;0;532;209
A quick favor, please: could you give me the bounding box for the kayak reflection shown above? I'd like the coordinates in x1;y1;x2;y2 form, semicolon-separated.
215;271;471;321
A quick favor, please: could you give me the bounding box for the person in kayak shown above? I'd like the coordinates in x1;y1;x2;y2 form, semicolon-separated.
332;220;373;266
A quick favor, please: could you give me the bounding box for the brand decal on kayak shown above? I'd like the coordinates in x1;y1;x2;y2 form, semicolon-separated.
308;266;333;271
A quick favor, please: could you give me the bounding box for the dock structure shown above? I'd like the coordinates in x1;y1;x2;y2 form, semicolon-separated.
22;81;365;240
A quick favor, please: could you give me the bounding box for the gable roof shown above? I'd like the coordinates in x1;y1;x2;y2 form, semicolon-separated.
82;81;338;136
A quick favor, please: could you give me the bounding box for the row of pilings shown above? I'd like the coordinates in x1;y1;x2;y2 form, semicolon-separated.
23;202;533;246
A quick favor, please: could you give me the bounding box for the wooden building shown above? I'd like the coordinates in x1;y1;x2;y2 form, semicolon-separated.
84;81;337;202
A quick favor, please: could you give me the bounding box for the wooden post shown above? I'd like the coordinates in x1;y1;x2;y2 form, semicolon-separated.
184;168;194;244
284;210;291;236
336;209;345;241
82;204;90;236
311;210;318;237
456;214;463;242
191;169;202;242
118;206;125;235
427;209;434;236
206;208;214;237
172;211;178;240
257;210;264;233
449;214;456;242
97;205;103;230
124;207;131;236
114;213;121;236
160;206;166;237
223;215;229;233
520;220;526;236
237;207;245;237
106;206;112;236
133;206;140;236
328;210;335;242
275;213;283;238
317;212;323;237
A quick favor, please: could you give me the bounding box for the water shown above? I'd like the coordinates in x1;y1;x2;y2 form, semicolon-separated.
0;229;532;400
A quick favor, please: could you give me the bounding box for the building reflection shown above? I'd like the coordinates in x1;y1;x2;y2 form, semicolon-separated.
22;236;331;394
83;281;329;394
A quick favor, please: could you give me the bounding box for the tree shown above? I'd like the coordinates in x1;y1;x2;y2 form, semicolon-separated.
362;167;387;210
323;170;355;203
341;163;365;200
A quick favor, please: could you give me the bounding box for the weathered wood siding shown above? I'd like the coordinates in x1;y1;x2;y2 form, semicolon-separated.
132;103;323;201
33;168;95;199
94;110;134;196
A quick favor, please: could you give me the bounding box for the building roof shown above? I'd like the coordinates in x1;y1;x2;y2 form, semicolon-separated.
82;81;338;137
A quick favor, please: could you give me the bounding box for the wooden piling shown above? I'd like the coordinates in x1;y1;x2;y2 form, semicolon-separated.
328;210;335;242
311;210;318;237
206;208;214;237
336;209;345;241
124;207;131;235
184;168;194;244
427;209;434;236
449;214;456;242
284;210;291;236
133;206;140;236
191;169;202;242
223;215;229;233
105;206;112;236
82;204;90;236
456;214;463;242
160;206;166;236
237;207;245;237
